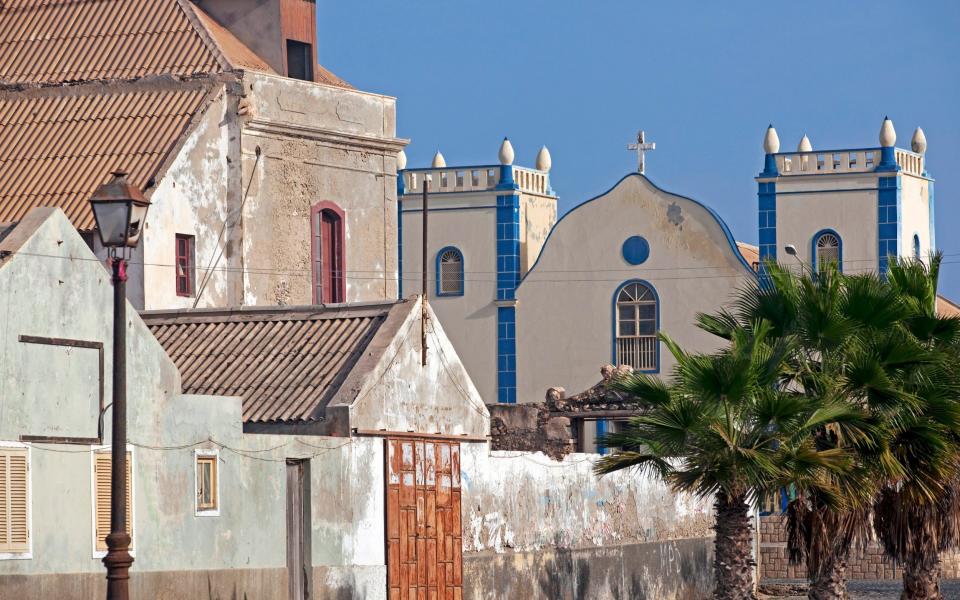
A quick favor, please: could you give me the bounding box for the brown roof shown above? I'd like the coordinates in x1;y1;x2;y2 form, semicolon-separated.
737;241;760;269
187;3;275;74
937;295;960;318
0;82;211;228
0;0;224;85
144;302;404;424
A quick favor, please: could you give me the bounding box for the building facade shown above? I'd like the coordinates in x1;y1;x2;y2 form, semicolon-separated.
0;0;406;311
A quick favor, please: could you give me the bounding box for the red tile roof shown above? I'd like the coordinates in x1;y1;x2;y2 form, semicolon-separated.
0;0;224;85
187;2;275;74
0;83;212;228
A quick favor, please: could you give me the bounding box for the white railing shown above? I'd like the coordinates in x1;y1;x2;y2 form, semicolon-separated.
774;148;925;177
403;166;550;195
895;149;924;176
616;336;657;371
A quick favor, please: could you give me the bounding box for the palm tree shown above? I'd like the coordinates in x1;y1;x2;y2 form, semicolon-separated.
595;323;869;600
871;255;960;600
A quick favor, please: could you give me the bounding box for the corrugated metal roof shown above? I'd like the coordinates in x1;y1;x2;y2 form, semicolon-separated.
0;83;211;229
0;0;223;85
144;303;399;423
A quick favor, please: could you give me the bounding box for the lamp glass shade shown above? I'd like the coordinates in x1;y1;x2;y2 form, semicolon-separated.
91;199;133;248
126;201;149;246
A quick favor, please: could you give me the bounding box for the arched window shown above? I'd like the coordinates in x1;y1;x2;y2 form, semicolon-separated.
614;281;659;372
311;202;345;304
913;234;921;261
812;230;841;274
436;247;464;296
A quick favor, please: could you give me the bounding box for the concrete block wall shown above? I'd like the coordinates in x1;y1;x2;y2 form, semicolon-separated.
759;515;960;581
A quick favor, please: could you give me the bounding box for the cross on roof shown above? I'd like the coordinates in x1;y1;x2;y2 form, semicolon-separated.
627;130;656;174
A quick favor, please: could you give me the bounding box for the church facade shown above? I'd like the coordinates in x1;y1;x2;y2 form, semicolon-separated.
399;118;937;447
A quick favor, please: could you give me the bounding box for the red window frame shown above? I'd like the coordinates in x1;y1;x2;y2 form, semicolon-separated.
175;234;195;297
311;201;345;304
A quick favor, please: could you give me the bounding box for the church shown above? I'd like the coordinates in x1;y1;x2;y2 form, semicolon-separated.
398;117;940;448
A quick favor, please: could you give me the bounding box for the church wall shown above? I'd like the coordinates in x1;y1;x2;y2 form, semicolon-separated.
899;173;933;261
141;87;233;310
401;197;501;404
519;192;557;275
239;72;402;306
774;175;878;274
514;174;753;404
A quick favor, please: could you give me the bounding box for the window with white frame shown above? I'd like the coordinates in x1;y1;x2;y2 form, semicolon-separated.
92;448;133;556
195;450;219;516
437;248;464;296
0;444;30;557
615;282;658;371
814;232;841;273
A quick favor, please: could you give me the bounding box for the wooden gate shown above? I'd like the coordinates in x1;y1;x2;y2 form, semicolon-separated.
385;438;462;600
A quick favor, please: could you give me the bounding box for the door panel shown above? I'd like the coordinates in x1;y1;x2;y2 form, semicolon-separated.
386;439;462;600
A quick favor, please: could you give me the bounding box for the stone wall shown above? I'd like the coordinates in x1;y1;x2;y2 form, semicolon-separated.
759;515;960;581
487;403;573;460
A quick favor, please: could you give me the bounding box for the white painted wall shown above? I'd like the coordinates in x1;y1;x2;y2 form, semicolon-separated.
899;173;933;262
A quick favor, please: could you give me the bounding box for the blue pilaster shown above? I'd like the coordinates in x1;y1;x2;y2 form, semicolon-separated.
878;175;901;275
758;181;777;283
496;164;520;403
876;146;898;172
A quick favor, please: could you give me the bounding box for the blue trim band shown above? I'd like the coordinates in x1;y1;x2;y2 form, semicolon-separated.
435;246;464;297
496;306;517;403
758;181;777;284
878;175;901;275
596;419;608;455
401;205;498;213
810;228;843;274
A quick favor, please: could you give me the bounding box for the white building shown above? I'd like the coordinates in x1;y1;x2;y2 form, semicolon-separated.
399;118;942;448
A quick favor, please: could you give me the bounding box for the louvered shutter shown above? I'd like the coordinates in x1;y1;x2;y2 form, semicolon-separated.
0;448;29;554
94;452;133;552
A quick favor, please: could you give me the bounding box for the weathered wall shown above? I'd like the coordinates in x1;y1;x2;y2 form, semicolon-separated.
460;446;714;599
899;172;933;263
519;191;557;275
239;71;404;306
515;174;755;405
141;85;235;310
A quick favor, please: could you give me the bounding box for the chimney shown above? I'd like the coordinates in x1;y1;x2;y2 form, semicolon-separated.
195;0;318;81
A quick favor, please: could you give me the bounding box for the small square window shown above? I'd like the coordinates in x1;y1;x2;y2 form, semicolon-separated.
195;451;219;516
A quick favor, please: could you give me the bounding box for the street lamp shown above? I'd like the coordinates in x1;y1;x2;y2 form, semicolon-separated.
89;170;150;600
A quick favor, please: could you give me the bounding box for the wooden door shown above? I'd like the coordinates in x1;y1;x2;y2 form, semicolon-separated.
287;459;312;600
386;438;463;600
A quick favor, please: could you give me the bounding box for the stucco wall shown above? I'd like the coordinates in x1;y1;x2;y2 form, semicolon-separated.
239;72;403;306
899;173;933;262
141;86;234;310
401;195;500;404
519;192;557;276
460;446;714;599
515;174;754;404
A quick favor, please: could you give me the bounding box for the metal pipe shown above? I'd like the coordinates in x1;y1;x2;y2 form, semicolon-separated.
103;256;133;600
421;179;429;367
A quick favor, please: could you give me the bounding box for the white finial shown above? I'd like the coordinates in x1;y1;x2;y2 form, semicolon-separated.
397;149;407;170
763;125;780;154
499;137;515;165
797;134;812;152
879;116;896;147
627;130;656;174
536;145;552;172
432;150;446;168
911;127;927;154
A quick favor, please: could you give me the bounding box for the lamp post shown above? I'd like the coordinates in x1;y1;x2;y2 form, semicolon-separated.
89;171;150;600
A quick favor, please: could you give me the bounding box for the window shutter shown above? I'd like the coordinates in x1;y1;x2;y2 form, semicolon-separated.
94;451;133;552
0;448;29;554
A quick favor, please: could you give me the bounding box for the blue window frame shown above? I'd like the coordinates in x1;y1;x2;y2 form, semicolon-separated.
436;246;464;296
612;280;660;374
811;229;842;274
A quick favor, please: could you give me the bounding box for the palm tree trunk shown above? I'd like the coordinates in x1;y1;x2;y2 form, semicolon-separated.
901;554;942;600
807;553;848;600
713;491;755;600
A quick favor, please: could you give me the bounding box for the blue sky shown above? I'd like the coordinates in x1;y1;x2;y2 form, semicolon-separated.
319;1;960;296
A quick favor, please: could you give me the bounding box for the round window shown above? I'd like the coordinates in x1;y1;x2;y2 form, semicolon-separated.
622;236;650;265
